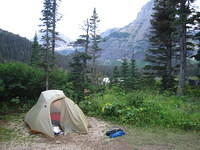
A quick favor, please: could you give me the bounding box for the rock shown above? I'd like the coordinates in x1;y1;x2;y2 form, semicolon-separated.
99;0;154;65
55;140;61;144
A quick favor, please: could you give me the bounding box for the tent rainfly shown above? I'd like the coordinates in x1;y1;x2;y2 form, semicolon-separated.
25;90;88;137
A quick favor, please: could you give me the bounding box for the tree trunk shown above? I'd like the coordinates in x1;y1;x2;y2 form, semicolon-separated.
45;25;50;90
177;24;187;96
83;19;89;86
166;44;173;90
45;66;49;90
84;19;89;67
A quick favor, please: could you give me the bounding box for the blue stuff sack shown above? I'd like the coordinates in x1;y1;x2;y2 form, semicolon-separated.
109;130;126;138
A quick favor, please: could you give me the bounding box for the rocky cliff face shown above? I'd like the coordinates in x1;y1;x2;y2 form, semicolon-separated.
99;0;154;66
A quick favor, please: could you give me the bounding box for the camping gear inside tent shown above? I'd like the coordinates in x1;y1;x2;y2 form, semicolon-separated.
25;90;88;137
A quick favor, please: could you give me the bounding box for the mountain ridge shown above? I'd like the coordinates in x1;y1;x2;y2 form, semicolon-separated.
98;0;153;66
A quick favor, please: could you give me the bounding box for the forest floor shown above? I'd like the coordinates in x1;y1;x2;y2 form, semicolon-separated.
0;113;200;150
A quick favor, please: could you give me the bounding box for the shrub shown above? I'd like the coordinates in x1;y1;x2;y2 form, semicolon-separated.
0;62;44;102
125;92;144;108
0;62;72;108
102;103;125;117
185;85;200;97
79;99;100;116
81;88;200;131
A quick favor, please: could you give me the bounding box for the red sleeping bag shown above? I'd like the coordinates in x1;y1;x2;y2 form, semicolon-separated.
50;112;60;121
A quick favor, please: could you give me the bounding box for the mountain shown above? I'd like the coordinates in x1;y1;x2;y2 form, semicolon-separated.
37;33;72;51
99;0;154;66
0;29;32;63
57;48;75;55
101;28;119;38
0;29;73;69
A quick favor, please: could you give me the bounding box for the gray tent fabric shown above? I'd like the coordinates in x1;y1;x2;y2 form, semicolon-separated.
25;90;88;137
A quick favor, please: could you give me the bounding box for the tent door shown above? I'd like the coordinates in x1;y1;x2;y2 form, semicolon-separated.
50;99;63;134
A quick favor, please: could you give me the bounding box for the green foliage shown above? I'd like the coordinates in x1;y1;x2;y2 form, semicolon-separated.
111;56;140;91
128;54;138;90
79;99;100;116
0;127;16;141
126;92;144;108
0;62;45;101
69;52;88;104
120;58;129;90
102;103;125;117
49;68;69;89
111;66;120;85
185;85;200;97
81;88;200;130
31;34;43;67
0;103;9;116
10;97;21;105
0;29;32;63
0;62;73;112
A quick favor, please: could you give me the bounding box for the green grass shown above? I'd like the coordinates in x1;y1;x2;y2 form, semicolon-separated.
0;127;16;141
80;88;200;130
123;126;200;150
0;113;37;142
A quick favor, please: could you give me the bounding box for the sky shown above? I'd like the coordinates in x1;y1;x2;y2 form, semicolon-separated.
0;0;199;40
0;0;151;40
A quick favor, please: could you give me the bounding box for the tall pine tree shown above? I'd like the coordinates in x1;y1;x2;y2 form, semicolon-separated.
40;0;53;90
31;33;42;66
194;11;200;79
176;0;196;95
120;58;129;91
51;0;61;67
69;52;87;104
89;8;102;84
129;53;138;90
145;0;176;90
39;0;61;89
76;19;91;84
111;66;120;86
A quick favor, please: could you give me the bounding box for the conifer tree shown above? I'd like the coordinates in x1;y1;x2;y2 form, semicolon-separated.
69;52;86;104
129;54;138;90
176;0;196;95
111;66;120;86
145;0;176;90
51;0;61;67
89;8;102;84
40;0;53;90
194;11;200;78
75;19;91;83
39;0;61;89
73;36;91;85
80;19;90;67
31;34;42;66
120;58;129;91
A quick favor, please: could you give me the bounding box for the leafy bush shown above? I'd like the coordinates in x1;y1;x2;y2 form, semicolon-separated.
79;99;100;116
0;103;9;116
0;62;44;101
185;85;200;97
102;103;125;117
125;92;144;108
81;88;200;131
0;62;73;112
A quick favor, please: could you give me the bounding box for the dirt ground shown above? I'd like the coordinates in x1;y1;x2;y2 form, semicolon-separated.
0;114;200;150
0;116;131;150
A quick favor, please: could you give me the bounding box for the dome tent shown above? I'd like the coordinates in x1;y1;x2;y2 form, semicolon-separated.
25;90;88;137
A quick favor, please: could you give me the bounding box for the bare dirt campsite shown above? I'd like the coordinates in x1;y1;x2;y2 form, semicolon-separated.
0;113;200;150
